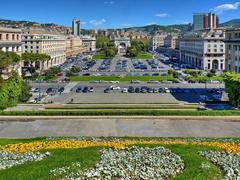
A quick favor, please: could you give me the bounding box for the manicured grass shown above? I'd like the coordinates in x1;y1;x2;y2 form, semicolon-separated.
0;138;225;179
70;75;175;82
46;106;199;110
2;109;240;116
134;53;154;59
92;54;114;60
189;76;223;82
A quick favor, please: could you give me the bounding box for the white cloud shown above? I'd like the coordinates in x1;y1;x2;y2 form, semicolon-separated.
146;22;157;25
81;21;87;25
104;1;114;5
89;19;106;26
121;23;132;27
213;2;240;12
183;21;190;24
155;13;168;18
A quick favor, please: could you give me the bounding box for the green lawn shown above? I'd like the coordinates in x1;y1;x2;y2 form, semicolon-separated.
134;53;154;59
92;54;114;60
70;76;175;82
189;76;223;82
0;138;225;180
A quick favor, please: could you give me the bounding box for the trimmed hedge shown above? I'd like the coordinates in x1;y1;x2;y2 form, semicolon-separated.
1;110;240;116
46;106;199;110
70;76;175;82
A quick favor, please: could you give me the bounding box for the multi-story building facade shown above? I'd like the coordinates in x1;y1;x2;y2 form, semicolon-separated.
179;30;225;70
66;36;86;57
22;30;66;70
0;27;22;79
81;36;96;52
225;29;240;73
164;35;179;49
72;19;81;37
151;34;166;51
0;27;22;55
193;13;219;31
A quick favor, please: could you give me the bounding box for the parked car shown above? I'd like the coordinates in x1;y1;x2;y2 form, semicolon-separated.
58;87;65;93
135;87;140;93
82;87;89;93
89;87;94;92
46;88;53;94
104;88;110;93
122;88;128;93
127;86;134;93
76;87;82;93
110;86;121;90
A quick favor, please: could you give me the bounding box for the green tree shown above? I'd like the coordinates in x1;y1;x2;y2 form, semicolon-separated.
96;36;110;48
127;47;139;57
0;51;21;69
19;81;31;102
103;47;117;57
0;73;23;109
70;66;81;73
224;73;240;107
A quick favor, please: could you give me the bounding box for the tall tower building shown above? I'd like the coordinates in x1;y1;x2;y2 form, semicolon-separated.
193;13;219;31
72;19;81;36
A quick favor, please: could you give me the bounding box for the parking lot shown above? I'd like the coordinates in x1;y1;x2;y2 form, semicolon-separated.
62;54;172;77
27;52;227;105
29;81;225;104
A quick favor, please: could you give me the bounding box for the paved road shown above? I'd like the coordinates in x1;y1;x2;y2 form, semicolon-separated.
0;116;239;138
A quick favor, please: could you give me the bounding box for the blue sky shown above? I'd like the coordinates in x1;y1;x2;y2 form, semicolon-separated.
1;0;240;29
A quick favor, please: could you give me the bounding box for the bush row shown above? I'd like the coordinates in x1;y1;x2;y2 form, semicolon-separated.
1;110;240;116
46;106;199;110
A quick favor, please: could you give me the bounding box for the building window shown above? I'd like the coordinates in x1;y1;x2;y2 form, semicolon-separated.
0;34;2;40
12;34;15;40
208;63;211;69
6;34;9;40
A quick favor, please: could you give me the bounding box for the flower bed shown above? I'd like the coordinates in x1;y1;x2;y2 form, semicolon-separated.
50;146;184;179
199;151;240;179
1;139;240;154
0;151;50;170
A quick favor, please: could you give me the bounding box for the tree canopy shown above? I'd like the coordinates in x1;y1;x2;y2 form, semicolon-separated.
22;53;51;62
224;72;240;107
0;51;21;69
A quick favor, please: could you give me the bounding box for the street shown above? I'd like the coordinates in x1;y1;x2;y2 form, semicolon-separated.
0;116;239;138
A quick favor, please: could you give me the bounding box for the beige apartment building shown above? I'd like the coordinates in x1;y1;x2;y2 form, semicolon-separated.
0;27;22;79
151;34;166;51
81;36;96;52
22;30;66;70
179;29;225;70
66;36;86;57
225;28;240;73
164;35;179;49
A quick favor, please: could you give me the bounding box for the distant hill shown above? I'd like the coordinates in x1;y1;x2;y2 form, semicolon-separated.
220;19;240;28
0;18;64;28
124;24;193;34
0;18;239;35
